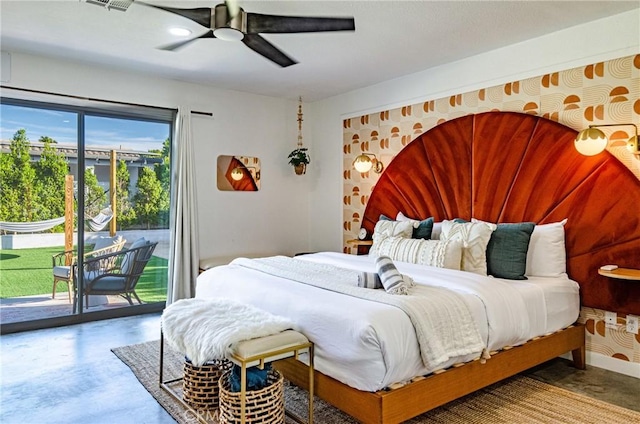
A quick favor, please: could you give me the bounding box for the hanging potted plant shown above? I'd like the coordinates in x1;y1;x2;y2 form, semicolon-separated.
288;147;310;175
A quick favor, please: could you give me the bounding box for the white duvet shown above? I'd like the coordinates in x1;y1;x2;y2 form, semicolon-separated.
196;252;579;392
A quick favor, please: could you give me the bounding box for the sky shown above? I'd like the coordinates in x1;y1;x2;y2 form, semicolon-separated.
0;103;170;153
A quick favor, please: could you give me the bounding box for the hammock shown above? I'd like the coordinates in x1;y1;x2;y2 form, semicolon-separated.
0;216;67;233
0;206;114;233
86;206;114;232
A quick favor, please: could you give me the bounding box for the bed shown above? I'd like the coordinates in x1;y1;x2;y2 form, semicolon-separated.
197;111;640;423
198;251;580;391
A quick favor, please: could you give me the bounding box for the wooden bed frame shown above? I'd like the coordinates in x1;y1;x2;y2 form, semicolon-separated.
276;324;585;423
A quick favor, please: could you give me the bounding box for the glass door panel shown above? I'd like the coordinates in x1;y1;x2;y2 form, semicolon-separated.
0;103;78;324
79;115;170;315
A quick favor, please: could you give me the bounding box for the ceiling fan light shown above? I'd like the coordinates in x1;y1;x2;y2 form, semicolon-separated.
169;27;192;37
213;27;244;41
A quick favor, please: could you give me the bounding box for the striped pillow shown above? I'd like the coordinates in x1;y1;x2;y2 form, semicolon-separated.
357;271;382;289
369;220;415;256
373;236;462;270
375;256;410;295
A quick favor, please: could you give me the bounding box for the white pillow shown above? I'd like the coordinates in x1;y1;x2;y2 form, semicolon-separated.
431;222;442;240
92;235;124;251
526;219;568;277
395;211;420;228
373;236;462;270
440;220;494;275
369;220;414;256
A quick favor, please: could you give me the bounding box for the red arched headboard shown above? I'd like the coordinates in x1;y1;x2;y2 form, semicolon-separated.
362;111;640;315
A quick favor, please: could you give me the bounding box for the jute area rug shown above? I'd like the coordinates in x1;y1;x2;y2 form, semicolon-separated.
112;340;639;424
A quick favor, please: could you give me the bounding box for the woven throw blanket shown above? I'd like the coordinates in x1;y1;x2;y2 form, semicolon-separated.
162;298;294;366
231;256;485;368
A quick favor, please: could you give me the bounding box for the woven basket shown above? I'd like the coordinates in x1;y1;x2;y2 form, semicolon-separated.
182;359;231;410
218;369;284;424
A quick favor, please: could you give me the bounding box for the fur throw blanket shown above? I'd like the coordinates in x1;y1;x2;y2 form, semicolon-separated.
162;298;295;366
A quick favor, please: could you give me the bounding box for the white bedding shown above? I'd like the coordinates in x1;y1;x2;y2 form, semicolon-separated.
196;252;579;392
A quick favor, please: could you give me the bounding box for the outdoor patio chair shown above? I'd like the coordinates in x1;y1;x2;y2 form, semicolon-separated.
72;239;158;313
52;235;126;302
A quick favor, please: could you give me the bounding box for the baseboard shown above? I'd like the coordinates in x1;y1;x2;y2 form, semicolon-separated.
560;351;640;378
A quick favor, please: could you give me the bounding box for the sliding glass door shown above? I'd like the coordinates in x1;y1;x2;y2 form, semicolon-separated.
80;114;170;316
0;98;172;332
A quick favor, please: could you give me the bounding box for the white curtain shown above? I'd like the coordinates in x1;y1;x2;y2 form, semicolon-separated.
167;107;200;304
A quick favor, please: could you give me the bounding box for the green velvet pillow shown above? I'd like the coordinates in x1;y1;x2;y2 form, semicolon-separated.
379;214;434;239
486;222;535;280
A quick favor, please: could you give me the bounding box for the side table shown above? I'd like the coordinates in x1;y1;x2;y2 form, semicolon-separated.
598;267;640;281
346;239;373;255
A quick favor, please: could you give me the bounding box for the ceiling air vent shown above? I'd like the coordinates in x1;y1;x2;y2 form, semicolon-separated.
85;0;133;12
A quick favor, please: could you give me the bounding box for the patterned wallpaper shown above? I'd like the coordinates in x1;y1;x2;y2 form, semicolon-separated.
342;54;640;368
581;308;640;365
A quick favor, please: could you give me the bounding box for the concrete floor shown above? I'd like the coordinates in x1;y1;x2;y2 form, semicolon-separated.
1;313;638;424
0;313;174;424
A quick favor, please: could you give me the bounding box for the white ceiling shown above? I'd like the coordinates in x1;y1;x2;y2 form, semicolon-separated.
1;1;638;102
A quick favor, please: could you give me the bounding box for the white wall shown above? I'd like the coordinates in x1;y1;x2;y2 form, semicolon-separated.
2;52;311;259
3;8;639;257
307;9;640;252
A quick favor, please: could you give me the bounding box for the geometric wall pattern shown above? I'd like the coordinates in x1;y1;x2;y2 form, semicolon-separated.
580;308;640;366
342;54;640;367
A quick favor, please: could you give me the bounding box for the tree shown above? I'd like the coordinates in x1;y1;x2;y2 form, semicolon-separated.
84;168;106;222
115;160;136;229
133;167;163;229
152;138;171;227
0;129;38;222
34;136;68;224
153;138;171;192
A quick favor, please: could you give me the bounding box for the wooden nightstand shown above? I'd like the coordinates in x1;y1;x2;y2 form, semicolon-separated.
346;239;373;255
598;267;640;281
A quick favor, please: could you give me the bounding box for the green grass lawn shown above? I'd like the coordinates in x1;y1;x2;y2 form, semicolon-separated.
0;245;168;302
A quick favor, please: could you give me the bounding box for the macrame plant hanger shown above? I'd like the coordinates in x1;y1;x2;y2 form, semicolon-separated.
297;96;304;150
289;96;310;175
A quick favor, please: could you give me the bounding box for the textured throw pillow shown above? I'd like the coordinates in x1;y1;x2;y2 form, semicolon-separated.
472;219;535;280
440;220;494;275
357;271;382;289
395;212;435;239
526;219;568;277
375;255;411;295
369;219;414;256
373;236;462;270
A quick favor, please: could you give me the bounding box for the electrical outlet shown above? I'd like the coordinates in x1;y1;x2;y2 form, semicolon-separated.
605;311;617;329
627;315;639;334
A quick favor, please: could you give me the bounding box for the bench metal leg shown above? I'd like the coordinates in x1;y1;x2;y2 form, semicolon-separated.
308;344;314;424
240;361;247;424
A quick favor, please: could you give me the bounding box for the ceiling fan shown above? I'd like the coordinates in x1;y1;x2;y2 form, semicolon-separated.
142;1;356;67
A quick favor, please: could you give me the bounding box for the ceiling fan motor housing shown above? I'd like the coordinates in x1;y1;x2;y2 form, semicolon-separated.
213;3;246;40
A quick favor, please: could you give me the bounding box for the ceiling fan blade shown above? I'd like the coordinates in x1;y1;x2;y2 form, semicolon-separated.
246;13;355;34
159;30;215;51
143;4;213;28
242;34;297;67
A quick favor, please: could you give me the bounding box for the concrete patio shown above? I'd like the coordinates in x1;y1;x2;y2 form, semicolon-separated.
0;238;169;324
